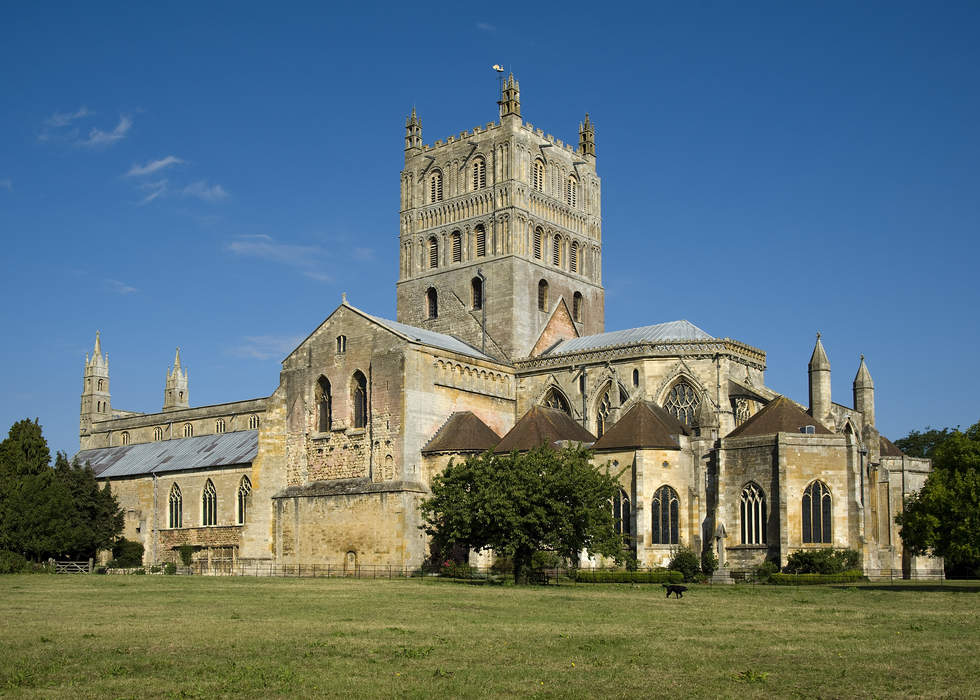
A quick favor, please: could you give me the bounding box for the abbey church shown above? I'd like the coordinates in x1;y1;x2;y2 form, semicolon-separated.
76;76;937;577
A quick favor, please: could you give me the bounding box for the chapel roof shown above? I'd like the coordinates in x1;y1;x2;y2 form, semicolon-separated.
592;400;689;451
366;313;493;362
879;435;905;457
494;405;596;453
76;430;258;479
421;412;501;455
726;396;833;438
541;319;713;356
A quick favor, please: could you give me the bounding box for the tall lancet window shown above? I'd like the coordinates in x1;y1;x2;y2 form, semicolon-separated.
316;376;332;432
352;371;368;429
740;482;767;545
202;479;217;526
237;476;251;525
168;483;182;529
472;158;486;190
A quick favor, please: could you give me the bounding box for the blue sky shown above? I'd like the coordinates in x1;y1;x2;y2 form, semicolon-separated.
2;2;978;458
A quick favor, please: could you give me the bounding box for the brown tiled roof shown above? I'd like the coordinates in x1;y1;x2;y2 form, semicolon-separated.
422;412;501;455
593;401;688;451
879;435;905;457
726;396;833;438
494;405;595;453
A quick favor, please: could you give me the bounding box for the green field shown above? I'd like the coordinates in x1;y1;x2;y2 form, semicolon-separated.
1;575;977;698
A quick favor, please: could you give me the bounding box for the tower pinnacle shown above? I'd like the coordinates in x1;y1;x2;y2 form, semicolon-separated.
163;347;189;411
498;73;521;119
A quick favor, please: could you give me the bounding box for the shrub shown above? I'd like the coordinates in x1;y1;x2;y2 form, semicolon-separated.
490;556;513;574
177;545;196;567
769;571;865;585
574;569;683;584
784;549;861;575
439;561;473;578
164;562;177;575
111;539;144;568
0;550;28;574
701;548;718;578
668;547;701;582
150;565;161;574
753;560;780;582
132;568;146;575
531;550;564;570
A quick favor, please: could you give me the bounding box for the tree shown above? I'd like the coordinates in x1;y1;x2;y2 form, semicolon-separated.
895;427;954;459
420;445;626;584
896;420;980;577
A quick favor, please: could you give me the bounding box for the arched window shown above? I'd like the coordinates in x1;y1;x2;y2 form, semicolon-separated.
632;369;639;387
570;242;579;273
120;431;130;446
336;335;347;354
248;414;259;430
552;234;562;266
537;279;549;311
451;231;462;263
237;476;251;526
429;170;443;202
472;158;486;190
428;237;439;269
664;380;701;427
572;292;583;323
215;419;225;434
316;376;332;432
153;427;163;441
542;387;570;415
351;371;368;429
475;225;486;257
471;277;483;310
740;482;767;545
202;479;217;526
566;176;578;207
168;483;182;528
596;383;629;438
183;423;193;438
532;160;544;191
97;379;104;391
533;227;543;259
426;287;438;319
802;481;832;543
651;485;680;545
613;488;631;537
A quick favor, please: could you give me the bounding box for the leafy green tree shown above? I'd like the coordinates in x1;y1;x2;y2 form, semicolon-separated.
420;445;626;584
895;427;954;459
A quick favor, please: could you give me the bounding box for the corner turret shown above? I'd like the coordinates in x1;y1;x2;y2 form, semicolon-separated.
808;332;832;428
80;331;111;436
498;73;521;119
163;347;189;411
578;113;596;157
853;354;875;428
404;107;422;157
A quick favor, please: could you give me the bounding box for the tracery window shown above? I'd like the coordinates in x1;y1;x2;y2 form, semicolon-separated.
237;476;251;526
472;158;486;190
664;380;701;427
426;287;438;319
428;237;439;269
248;414;259;430
183;423;193;438
120;431;130;446
351;371;368;429
202;479;217;526
802;480;832;544
537;279;548;311
613;488;631;537
740;482;767;545
572;292;583;323
451;231;462;263
475;225;486;257
533;227;543;259
566;176;578;207
552;234;562;267
471;277;483;310
595;383;628;438
168;483;182;528
732;397;752;426
429;170;443;202
651;485;680;545
543;387;570;415
153;427;164;441
570;242;579;273
532;160;545;191
215;419;225;434
316;376;332;432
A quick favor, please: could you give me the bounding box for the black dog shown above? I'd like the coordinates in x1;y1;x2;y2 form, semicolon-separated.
663;584;688;598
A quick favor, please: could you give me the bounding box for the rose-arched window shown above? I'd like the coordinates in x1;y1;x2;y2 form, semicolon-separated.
664;380;701;427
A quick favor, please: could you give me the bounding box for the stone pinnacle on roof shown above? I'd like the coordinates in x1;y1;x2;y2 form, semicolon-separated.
809;332;830;371
853;354;874;389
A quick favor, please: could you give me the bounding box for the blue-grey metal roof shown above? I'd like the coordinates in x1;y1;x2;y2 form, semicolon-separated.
75;430;258;479
368;314;493;361
545;320;714;355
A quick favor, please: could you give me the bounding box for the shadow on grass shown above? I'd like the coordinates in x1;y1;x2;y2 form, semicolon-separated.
839;581;980;594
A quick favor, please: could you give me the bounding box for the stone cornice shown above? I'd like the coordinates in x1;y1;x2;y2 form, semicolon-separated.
514;339;767;373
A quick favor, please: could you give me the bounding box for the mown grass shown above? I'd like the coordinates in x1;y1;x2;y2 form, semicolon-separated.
0;575;977;698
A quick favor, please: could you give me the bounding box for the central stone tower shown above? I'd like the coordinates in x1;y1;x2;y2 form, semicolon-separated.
395;75;604;360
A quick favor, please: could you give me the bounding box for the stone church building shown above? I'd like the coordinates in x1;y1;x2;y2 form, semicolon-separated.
76;76;936;577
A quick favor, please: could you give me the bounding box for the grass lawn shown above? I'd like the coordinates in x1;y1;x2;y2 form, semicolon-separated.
0;575;977;698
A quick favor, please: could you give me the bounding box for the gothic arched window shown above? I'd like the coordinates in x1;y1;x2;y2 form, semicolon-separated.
613;488;631;537
537;279;549;311
426;287;438;319
237;476;251;525
471;277;483;310
596;383;628;438
552;234;562;267
740;482;767;545
120;431;130;446
351;371;368;429
428;236;439;269
202;479;217;526
651;485;680;545
542;387;570;415
451;231;462;263
248;414;259;430
570;242;579;273
168;483;182;528
533;227;543;259
472;157;486;190
215;419;225;434
664;380;701;427
429;170;443;202
572;292;583;322
532;160;545;191
475;225;486;257
183;423;193;438
153;427;163;441
566;176;578;207
802;480;832;543
316;376;332;432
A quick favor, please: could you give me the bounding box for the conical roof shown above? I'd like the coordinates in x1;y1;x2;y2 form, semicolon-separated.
726;396;833;438
853;355;874;389
809;333;830;371
593;401;688;451
494;405;595;453
422;412;501;455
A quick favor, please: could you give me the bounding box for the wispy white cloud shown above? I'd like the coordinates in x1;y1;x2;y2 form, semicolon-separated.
352;247;374;261
126;155;184;177
79;114;132;147
105;278;138;295
228;334;303;360
137;179;168;205
44;106;93;128
477;22;496;31
182;180;228;201
0;178;11;191
225;234;330;281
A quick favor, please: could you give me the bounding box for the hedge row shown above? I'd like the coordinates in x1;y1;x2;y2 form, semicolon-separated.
574;569;684;584
768;570;865;585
